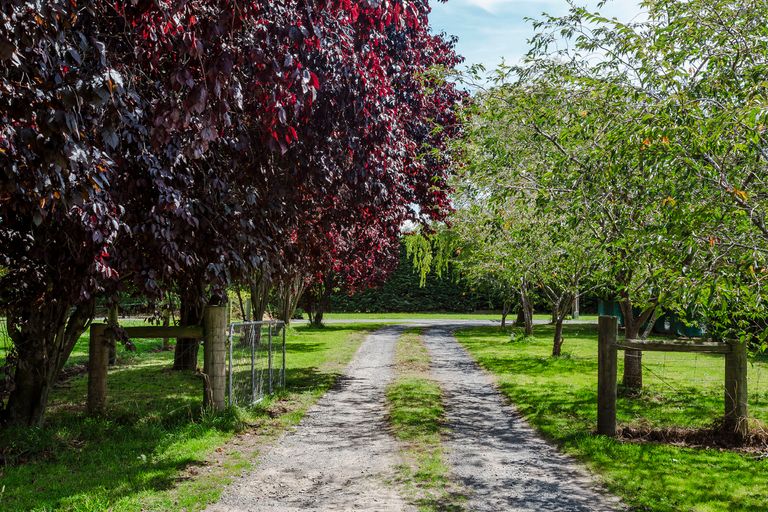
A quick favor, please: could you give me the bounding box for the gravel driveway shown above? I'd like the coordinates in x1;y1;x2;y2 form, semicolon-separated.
207;326;413;512
207;322;621;511
423;325;622;512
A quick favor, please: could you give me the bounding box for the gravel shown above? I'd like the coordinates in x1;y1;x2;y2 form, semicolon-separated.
423;325;624;512
207;326;413;512
208;321;623;512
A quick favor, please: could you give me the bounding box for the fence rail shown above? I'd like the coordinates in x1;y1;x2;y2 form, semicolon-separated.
617;339;732;354
597;315;749;438
227;320;286;406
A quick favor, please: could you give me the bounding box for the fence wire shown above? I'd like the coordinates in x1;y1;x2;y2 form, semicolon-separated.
227;321;286;406
621;349;768;423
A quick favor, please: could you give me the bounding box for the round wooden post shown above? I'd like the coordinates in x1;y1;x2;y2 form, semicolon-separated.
87;323;110;414
597;316;618;437
724;340;748;439
203;305;228;410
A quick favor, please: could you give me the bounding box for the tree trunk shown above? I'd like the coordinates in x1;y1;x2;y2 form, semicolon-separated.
619;298;657;391
108;304;118;365
640;308;658;339
552;318;565;356
551;294;572;357
309;284;332;328
519;285;534;336
311;308;324;327
276;274;307;325
5;350;52;427
246;271;272;348
161;309;171;351
622;349;643;390
235;287;247;321
173;291;205;371
174;338;199;371
500;301;510;328
572;294;580;320
514;308;525;327
249;271;271;324
2;301;94;426
620;299;642;390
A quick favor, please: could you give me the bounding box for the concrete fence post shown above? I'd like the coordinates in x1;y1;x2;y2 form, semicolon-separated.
597;315;618;436
724;340;748;439
203;305;228;410
87;323;110;414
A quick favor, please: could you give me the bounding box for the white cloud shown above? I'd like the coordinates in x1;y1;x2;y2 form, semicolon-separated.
462;0;643;17
463;0;556;14
464;0;512;13
432;0;647;70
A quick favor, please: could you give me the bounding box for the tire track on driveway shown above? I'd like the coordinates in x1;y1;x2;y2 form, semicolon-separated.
207;325;414;512
423;325;623;512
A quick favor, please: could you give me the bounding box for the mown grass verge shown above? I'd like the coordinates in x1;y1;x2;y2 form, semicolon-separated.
324;312;499;321
0;323;377;511
386;328;464;512
320;312;598;322
455;323;768;512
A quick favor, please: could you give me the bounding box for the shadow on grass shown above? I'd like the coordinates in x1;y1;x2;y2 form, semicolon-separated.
1;361;349;510
416;495;467;512
0;321;378;510
291;323;380;334
0;398;241;511
284;366;342;392
456;324;768;512
285;342;326;353
387;378;443;441
1;363;343;511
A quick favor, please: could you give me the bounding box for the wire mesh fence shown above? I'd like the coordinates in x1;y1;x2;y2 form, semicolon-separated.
227;320;286;406
620;349;768;424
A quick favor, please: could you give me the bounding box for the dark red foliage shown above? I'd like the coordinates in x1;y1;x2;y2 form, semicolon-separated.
0;0;135;425
0;0;463;425
279;0;465;294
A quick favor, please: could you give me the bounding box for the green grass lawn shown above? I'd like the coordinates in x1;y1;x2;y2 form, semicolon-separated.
318;311;598;323
322;311;502;320
456;324;768;512
0;322;378;512
0;318;156;366
386;328;464;512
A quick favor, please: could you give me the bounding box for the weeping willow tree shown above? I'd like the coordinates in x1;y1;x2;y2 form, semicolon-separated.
405;221;533;332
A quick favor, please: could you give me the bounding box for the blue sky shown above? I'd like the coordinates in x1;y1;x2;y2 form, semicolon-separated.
429;0;646;71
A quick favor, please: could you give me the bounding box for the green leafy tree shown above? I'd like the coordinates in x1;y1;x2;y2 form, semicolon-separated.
525;0;768;377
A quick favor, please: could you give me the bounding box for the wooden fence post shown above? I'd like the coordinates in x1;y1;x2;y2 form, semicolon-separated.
87;323;109;414
597;315;618;436
724;340;748;439
203;305;228;410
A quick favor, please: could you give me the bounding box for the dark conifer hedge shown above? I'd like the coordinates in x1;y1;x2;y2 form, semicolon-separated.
330;246;492;313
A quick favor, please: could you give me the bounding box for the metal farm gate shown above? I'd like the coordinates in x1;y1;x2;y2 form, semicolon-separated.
227;320;286;406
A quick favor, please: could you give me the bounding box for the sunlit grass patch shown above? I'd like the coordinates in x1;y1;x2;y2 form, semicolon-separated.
0;322;377;511
387;328;465;512
456;324;768;512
